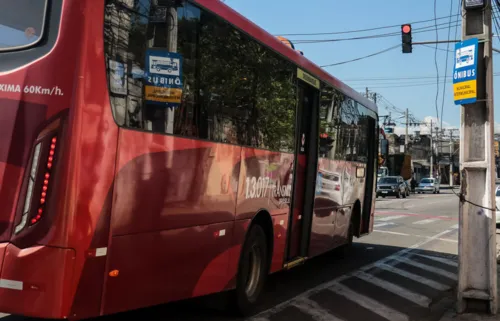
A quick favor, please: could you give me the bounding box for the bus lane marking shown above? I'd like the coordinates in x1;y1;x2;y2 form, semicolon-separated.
353;271;431;308
414;254;458;267
328;282;409;321
375;264;449;291
391;257;457;280
375;215;407;222
413;218;440;225
292;298;345;321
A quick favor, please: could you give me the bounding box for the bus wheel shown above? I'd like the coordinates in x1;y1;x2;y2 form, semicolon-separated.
340;208;356;257
232;224;269;316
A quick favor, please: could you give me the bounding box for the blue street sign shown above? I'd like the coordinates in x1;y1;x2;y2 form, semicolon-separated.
144;49;183;108
453;38;478;105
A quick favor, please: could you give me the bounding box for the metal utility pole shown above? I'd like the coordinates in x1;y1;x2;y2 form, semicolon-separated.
430;119;433;178
448;128;459;187
458;0;497;314
405;108;409;153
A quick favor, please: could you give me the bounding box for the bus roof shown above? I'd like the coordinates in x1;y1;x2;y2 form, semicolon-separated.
194;0;378;114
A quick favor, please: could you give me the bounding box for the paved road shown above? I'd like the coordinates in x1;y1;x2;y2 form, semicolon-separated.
2;191;460;321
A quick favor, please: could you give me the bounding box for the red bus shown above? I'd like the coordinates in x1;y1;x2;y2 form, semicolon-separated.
0;0;378;319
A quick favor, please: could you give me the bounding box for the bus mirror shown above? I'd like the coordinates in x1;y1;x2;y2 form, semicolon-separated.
380;139;389;155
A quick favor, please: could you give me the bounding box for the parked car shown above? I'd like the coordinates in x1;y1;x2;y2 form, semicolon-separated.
377;176;408;198
416;177;440;194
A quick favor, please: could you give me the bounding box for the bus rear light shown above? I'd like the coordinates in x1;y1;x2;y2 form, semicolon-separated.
30;135;58;227
14;132;59;234
14;143;42;234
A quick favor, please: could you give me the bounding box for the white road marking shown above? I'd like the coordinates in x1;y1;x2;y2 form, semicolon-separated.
413;218;440;225
353;271;431;308
392;257;457;280
413;254;458;267
248;228;456;321
328;283;409;321
373;230;458;243
292;298;345;321
376;263;450;291
373;222;396;228
373;230;408;236
376;215;407;221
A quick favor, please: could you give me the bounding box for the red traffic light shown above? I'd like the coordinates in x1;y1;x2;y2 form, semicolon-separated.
402;25;411;33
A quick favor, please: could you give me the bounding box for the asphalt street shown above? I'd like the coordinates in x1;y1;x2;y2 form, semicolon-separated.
1;190;461;321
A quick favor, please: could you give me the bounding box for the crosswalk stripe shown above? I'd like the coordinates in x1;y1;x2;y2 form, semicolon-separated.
247;229;456;321
328;282;409;321
413;218;440;225
376;215;407;221
292;298;345;321
375;263;450;291
373;222;396;228
413;254;458;267
392;257;457;280
353;271;431;308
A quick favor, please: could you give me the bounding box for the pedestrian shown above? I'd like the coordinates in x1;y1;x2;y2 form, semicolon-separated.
410;176;416;193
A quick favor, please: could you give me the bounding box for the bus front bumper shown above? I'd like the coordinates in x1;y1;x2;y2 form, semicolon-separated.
0;242;76;319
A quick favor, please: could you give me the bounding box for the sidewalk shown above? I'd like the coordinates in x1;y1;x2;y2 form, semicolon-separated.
437;232;500;321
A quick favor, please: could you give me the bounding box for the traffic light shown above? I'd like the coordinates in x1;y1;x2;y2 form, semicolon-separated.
401;24;412;53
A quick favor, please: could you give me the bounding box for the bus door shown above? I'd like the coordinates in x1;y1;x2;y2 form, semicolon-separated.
285;72;320;266
360;118;377;235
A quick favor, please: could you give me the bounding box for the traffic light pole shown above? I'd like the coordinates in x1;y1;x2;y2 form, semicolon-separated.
458;0;497;314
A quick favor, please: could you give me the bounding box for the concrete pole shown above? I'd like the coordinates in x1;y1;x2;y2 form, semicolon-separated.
458;0;497;314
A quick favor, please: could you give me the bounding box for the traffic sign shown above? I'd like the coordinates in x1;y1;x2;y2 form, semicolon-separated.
453;38;478;105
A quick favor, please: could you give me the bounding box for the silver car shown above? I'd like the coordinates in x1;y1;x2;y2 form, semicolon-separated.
416;177;440;194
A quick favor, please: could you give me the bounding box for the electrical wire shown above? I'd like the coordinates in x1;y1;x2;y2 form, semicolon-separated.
290;21;462;44
451;187;498;211
439;0;455;138
320;45;400;67
344;72;500;82
433;0;440;127
276;13;463;36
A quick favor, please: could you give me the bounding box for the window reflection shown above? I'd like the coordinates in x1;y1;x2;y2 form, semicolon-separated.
319;83;376;163
103;0;296;153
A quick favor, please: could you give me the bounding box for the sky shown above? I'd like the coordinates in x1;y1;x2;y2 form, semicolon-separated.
224;0;500;136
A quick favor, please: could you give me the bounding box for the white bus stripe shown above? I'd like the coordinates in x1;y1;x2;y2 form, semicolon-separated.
0;314;9;318
375;263;450;291
328;282;409;321
392;257;457;280
353;271;431;308
412;254;458;267
292;298;345;321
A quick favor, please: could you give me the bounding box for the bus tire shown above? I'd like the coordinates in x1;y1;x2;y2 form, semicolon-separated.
340;207;357;257
232;224;269;316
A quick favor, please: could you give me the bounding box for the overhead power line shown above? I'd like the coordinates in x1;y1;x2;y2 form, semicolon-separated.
276;12;463;36
320;45;399;67
289;21;462;44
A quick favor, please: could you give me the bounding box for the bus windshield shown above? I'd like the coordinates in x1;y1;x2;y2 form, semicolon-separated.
0;0;47;50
